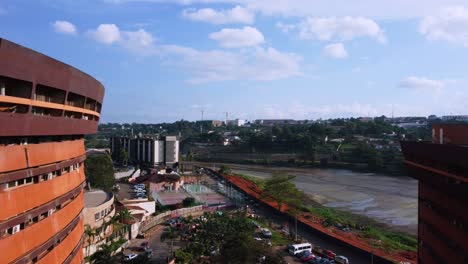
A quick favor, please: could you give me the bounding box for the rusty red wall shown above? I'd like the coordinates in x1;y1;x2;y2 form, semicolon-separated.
432;124;468;145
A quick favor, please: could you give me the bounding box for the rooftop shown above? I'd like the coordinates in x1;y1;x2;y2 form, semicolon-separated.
84;190;112;208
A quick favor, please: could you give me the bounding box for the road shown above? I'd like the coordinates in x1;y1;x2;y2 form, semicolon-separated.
146;225;183;264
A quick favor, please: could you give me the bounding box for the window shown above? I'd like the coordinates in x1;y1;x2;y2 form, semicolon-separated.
95;213;100;221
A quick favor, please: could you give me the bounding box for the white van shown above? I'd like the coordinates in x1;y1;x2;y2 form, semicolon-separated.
288;243;312;256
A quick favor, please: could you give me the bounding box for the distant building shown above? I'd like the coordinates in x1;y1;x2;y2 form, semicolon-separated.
401;124;468;263
255;119;298;126
227;119;246;127
211;120;223;127
397;122;427;128
441;115;468;122
111;136;179;167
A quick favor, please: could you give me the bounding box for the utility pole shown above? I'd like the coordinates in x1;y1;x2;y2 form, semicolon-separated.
200;110;204;134
295;212;298;241
224;112;229;126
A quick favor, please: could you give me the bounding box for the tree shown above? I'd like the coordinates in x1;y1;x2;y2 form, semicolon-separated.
182;197;196;207
219;165;231;174
85;154;115;192
116;208;134;224
261;173;303;211
118;148;128;166
84;225;96;257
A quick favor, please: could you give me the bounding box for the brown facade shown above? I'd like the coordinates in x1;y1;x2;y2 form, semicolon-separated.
0;39;104;263
401;124;468;264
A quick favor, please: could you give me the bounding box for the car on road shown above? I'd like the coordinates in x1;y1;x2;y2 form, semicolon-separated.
261;228;272;238
335;255;349;264
124;253;138;261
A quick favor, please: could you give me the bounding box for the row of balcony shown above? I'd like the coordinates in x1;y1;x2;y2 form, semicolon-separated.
0;75;101;113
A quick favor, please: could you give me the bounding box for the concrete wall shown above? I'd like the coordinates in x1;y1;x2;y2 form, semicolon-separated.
83;194;115;229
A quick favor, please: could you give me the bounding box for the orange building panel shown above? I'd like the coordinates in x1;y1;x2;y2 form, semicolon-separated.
0;145;27;173
0;169;85;221
37;219;84;264
0;192;83;263
26;139;85;167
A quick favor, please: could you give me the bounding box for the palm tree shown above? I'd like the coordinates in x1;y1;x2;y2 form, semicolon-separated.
90;243;114;264
117;208;134;224
84;225;96;257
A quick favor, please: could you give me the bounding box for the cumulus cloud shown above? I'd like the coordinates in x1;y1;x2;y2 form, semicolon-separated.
209;26;264;48
419;6;468;47
162;45;302;84
323;43;348;59
87;24;155;54
291;16;386;43
88;24;121;44
276;22;296;33
399;76;446;91
102;0;468;20
182;5;254;24
86;23;299;83
52;20;77;35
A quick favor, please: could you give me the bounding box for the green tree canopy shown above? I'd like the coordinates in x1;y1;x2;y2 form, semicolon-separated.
85;154;115;192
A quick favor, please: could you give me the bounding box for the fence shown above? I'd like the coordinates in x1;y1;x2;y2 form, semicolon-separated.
139;205;204;233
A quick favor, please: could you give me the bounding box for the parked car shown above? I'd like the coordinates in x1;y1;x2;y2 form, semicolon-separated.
302;254;316;262
313;246;336;260
261;228;272;238
335;255;349;264
295;250;311;259
124;253;138;261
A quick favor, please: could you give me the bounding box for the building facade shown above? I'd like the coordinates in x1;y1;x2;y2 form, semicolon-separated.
83;190;115;257
401;124;468;264
0;38;104;263
111;136;179;167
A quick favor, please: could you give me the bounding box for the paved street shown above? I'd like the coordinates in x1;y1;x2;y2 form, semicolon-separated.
146;225;184;264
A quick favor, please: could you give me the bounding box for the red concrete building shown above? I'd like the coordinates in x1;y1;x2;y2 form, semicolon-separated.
0;38;104;263
401;124;468;264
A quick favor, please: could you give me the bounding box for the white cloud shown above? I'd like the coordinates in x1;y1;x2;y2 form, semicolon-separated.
182;5;254;24
88;24;121;44
293;16;386;43
276;22;296;33
162;45;302;83
209;26;264;48
323;43;348;59
103;0;468;20
399;76;446;91
419;6;468;47
121;29;155;51
352;67;362;73
88;24;155;54
52;20;77;35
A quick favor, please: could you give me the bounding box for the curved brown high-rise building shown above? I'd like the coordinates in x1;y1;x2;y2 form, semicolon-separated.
0;38;104;264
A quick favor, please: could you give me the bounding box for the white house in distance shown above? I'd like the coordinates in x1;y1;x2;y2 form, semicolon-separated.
227;119;246;127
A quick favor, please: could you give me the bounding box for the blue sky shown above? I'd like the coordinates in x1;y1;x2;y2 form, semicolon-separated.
1;0;468;123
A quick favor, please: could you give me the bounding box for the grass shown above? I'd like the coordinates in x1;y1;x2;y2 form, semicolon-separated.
307;206;417;252
233;173;266;189
363;227;417;252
